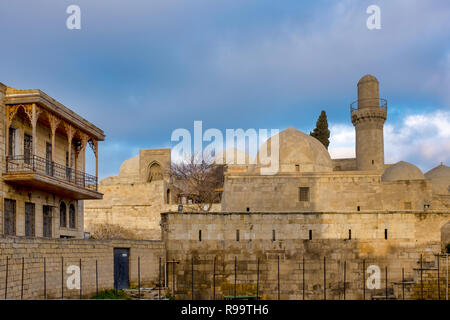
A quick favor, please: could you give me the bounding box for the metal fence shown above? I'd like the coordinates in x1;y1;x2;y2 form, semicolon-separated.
1;253;449;300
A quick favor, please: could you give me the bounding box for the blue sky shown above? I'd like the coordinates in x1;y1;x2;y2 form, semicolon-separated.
1;0;449;178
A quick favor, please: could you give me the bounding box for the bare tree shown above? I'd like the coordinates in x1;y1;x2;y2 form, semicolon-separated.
170;153;223;212
89;223;139;240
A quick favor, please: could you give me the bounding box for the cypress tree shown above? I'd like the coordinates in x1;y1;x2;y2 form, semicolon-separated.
310;110;330;149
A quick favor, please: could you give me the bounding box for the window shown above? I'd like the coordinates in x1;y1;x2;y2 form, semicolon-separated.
309;230;312;240
246;207;250;212
69;204;76;229
148;162;162;182
43;206;52;238
4;199;16;236
348;229;352;240
25;202;35;237
236;230;240;242
166;189;170;204
199;230;202;241
24;134;33;164
295;164;300;172
372;160;374;165
272;229;276;241
299;187;310;201
357;206;361;212
60;202;67;228
404;202;412;210
384;229;388;240
8;127;15;156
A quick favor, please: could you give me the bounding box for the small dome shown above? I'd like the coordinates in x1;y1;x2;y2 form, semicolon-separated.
214;148;253;165
382;161;424;181
119;155;140;177
425;163;450;195
358;74;379;85
257;127;332;173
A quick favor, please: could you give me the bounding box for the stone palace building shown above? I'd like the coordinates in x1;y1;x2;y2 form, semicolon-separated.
84;75;450;245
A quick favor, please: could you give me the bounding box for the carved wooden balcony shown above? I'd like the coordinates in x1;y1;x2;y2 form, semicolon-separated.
3;155;102;200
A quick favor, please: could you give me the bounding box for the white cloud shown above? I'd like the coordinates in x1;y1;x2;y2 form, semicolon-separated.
329;110;450;171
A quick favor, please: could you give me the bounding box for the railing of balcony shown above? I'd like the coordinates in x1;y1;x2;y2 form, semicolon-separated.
350;98;388;113
5;155;98;192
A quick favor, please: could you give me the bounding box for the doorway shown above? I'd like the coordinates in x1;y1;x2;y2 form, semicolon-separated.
114;248;130;290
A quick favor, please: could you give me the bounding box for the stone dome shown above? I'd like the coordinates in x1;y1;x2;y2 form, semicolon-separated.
381;161;424;181
425;163;450;195
119;155;140;177
358;74;379;85
214;148;253;165
257;127;333;173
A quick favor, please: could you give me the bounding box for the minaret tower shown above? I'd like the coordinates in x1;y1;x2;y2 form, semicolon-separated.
351;75;387;171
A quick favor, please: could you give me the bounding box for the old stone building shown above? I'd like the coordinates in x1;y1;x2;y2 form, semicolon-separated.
0;82;104;239
84;74;449;242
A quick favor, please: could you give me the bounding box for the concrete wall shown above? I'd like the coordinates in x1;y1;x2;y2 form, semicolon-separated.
161;211;449;300
0;236;164;299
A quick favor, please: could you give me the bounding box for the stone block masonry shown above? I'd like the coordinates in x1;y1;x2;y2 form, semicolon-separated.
0;237;164;299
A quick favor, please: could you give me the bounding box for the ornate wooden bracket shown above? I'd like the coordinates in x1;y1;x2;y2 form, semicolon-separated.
46;111;61;134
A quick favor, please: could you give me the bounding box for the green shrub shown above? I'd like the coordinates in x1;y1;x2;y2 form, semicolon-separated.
91;289;131;300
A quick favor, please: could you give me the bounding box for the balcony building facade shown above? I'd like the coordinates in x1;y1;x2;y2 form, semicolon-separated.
0;82;104;238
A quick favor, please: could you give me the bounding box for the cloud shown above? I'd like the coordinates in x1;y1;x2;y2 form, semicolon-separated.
329;110;450;172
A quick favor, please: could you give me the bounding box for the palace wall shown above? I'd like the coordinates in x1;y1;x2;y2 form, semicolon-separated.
0;237;164;299
221;173;436;212
161;211;450;300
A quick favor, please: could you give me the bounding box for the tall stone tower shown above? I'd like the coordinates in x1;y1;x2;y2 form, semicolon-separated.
351;75;387;171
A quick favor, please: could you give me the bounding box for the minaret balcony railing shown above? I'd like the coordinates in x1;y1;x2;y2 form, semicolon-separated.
350;98;387;113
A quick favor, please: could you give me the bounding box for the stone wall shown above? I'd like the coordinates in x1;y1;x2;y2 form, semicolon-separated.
0;236;164;299
161;211;449;300
222;172;436;212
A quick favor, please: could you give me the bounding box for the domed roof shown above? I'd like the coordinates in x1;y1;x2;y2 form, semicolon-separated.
257;127;332;173
381;161;424;181
425;163;450;195
119;155;140;177
358;74;379;85
214;148;253;165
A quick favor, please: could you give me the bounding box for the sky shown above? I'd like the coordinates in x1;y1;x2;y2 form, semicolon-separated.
0;0;449;178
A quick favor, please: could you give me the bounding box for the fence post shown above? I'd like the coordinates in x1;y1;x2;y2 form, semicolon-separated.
138;256;141;300
437;254;440;300
79;258;82;299
362;259;365;300
4;256;8;300
343;261;346;300
172;260;175;299
96;260;98;297
21;257;24;300
402;268;405;300
385;266;388;300
256;258;260;300
420;254;423;300
277;255;280;300
323;256;326;300
44;257;47;300
302;256;305;300
234;256;237;298
61;257;64;299
158;257;161;300
213;256;216;300
192;256;194;300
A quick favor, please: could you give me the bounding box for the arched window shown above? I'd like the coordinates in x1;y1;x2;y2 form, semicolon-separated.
69;204;76;229
148;162;162;182
60;202;67;228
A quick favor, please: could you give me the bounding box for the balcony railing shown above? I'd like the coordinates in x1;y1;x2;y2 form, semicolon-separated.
350;98;387;113
5;155;98;192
